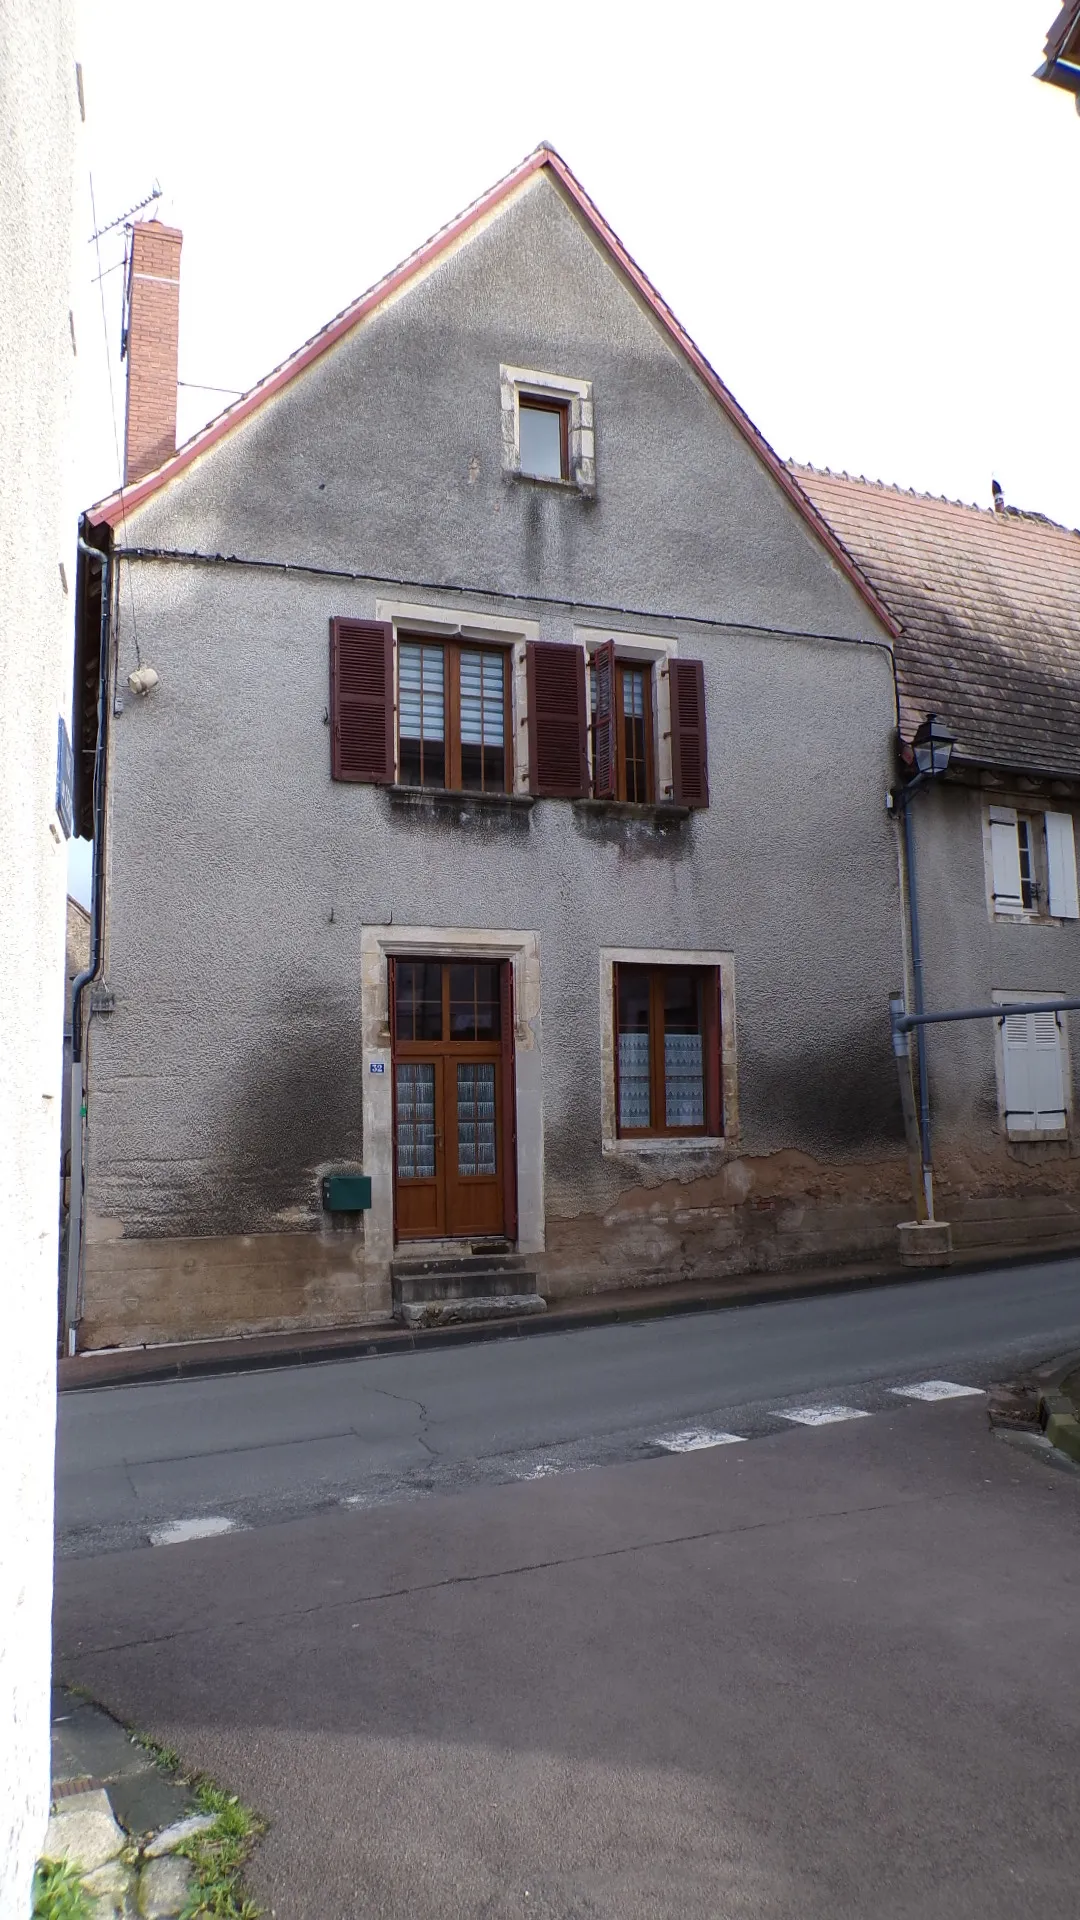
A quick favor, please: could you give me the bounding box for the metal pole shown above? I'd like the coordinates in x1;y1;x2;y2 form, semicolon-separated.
896;997;1080;1030
889;992;926;1218
901;796;934;1219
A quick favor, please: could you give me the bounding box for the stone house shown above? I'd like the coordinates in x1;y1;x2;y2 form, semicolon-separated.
70;146;921;1350
798;467;1080;1252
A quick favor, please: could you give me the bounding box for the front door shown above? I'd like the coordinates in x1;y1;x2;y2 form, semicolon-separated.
391;959;514;1241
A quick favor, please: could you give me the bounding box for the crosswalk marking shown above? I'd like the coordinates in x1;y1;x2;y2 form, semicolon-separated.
778;1405;871;1426
890;1380;985;1402
654;1428;746;1452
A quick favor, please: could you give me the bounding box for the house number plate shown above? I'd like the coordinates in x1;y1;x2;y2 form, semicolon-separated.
369;1061;386;1074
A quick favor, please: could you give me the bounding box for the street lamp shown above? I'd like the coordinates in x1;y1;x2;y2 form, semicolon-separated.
911;713;955;779
893;714;956;1224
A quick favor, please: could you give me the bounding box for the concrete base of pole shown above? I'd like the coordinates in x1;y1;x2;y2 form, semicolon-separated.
897;1219;953;1267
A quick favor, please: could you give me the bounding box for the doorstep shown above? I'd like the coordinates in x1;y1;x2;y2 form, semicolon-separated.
57;1236;1080;1392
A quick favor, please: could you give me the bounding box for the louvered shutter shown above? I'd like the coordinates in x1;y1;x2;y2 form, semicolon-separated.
526;642;589;798
330;618;394;783
1001;1005;1067;1131
989;807;1023;912
1045;812;1079;919
591;640;617;800
669;659;709;808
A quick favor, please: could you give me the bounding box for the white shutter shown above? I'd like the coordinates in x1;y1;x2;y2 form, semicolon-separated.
1001;1010;1037;1127
1031;1008;1067;1129
1000;1003;1067;1133
989;807;1024;913
1045;812;1079;919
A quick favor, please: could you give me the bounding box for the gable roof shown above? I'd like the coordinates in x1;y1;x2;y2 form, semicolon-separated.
794;465;1080;779
85;145;896;637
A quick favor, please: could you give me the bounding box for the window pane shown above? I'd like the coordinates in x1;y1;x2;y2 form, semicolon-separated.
617;967;652;1129
519;401;564;479
449;962;501;1040
396;1063;436;1178
399;642;445;788
395;961;442;1041
460;651;506;792
663;971;704;1128
457;1063;497;1176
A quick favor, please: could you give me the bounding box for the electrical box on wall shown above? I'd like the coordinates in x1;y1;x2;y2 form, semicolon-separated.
322;1173;372;1212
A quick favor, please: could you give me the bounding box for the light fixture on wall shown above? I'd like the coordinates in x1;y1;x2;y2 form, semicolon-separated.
127;665;160;696
911;713;955;778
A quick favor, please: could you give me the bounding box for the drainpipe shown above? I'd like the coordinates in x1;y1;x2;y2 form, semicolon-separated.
900;785;934;1220
64;532;111;1356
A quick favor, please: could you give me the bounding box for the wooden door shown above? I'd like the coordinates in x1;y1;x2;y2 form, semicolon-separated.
392;959;510;1241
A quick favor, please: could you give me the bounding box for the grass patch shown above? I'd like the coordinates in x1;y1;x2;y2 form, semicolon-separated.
178;1790;266;1920
133;1730;184;1774
32;1860;93;1920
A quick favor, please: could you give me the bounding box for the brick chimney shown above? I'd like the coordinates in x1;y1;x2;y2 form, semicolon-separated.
123;221;183;483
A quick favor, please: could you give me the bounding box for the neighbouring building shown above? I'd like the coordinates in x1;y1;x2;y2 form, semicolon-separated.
797;467;1080;1252
70;147;926;1352
0;1;81;1910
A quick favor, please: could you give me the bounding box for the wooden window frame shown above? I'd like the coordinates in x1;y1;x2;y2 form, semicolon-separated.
518;393;570;481
396;636;512;794
590;655;656;803
613;962;722;1140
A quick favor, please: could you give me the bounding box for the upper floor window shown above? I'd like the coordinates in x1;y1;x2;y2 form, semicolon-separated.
518;396;569;481
988;805;1079;920
398;639;509;793
590;653;655;802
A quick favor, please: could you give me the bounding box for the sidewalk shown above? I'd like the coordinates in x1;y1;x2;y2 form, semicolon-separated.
58;1241;1080;1391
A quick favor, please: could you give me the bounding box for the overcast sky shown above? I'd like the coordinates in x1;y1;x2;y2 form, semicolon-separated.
69;0;1080;903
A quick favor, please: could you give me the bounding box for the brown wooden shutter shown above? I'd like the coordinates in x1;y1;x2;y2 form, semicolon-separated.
330;618;394;783
590;640;617;800
526;641;589;798
669;658;709;807
499;961;518;1241
703;968;722;1136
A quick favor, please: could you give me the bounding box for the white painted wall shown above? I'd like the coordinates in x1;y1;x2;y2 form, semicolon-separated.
0;3;80;1911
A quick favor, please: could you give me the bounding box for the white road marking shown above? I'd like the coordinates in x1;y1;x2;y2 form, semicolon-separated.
778;1406;871;1426
654;1429;746;1452
890;1380;986;1401
149;1515;239;1546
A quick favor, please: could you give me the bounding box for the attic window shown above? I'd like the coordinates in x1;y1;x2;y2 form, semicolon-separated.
500;365;595;495
519;396;568;480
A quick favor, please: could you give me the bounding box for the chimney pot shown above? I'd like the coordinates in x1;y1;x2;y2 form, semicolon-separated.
123;220;183;484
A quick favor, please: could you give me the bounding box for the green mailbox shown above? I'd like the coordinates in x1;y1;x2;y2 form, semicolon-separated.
321;1173;372;1212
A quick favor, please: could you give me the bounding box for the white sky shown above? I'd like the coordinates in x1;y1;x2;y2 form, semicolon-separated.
68;0;1080;903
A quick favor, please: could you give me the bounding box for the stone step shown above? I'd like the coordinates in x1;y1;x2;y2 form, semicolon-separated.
392;1247;523;1278
398;1293;547;1330
393;1266;537;1306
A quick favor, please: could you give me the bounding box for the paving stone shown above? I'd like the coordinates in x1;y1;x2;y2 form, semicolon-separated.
144;1812;216;1855
107;1769;197;1838
51;1702;148;1787
138;1854;192;1917
43;1788;126;1870
82;1859;135;1899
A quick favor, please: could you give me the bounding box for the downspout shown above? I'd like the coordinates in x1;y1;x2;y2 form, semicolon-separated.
901;788;934;1221
63;531;112;1356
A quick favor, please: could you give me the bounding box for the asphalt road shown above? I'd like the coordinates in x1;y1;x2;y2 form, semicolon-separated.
55;1398;1080;1919
57;1255;1080;1557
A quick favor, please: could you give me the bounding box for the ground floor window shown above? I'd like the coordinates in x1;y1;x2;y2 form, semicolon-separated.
995;990;1070;1138
614;963;721;1138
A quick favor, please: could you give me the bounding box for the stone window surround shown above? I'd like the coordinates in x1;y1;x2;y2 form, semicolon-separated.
577;626;680;803
500;364;595;494
599;947;739;1156
375;597;538;796
991;987;1072;1144
361;924;545;1265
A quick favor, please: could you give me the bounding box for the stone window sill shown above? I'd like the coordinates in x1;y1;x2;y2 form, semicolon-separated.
387;785;535;817
573;799;691;826
1006;1128;1069;1144
602;1136;727;1158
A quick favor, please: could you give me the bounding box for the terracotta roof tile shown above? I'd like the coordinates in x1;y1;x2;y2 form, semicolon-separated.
791;466;1080;777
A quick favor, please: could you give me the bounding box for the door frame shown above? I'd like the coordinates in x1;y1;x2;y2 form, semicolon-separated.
361;925;545;1268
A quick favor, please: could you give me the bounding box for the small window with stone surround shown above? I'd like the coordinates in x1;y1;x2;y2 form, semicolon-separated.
500;364;595;494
